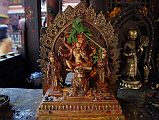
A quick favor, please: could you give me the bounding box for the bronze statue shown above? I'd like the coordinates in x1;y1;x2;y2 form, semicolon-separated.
140;36;150;82
37;3;125;119
59;34;93;96
59;31;112;96
120;28;149;89
46;52;63;91
97;49;111;82
122;29;138;81
59;34;93;72
96;48;111;92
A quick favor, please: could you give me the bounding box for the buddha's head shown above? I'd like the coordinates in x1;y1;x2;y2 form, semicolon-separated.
75;34;86;49
127;28;138;41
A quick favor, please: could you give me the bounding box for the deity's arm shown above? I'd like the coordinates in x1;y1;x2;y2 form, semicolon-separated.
101;49;107;59
81;50;89;62
63;37;71;49
58;39;73;58
123;42;133;57
137;36;149;52
56;62;64;82
89;47;96;57
99;49;111;77
46;52;53;78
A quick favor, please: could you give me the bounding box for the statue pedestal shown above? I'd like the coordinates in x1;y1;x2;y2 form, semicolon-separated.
36;90;125;120
46;87;62;97
119;80;142;89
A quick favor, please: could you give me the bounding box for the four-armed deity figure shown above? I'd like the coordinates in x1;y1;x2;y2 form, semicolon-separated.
58;31;111;96
59;34;93;96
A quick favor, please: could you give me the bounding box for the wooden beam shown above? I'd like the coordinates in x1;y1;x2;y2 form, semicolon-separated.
89;0;106;14
47;0;61;25
24;0;41;73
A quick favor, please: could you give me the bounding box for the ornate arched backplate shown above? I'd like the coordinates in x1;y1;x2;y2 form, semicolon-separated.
113;4;155;49
111;4;155;88
40;2;120;94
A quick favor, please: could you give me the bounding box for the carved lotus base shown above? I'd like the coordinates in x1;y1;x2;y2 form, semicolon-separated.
119;80;142;89
36;92;125;120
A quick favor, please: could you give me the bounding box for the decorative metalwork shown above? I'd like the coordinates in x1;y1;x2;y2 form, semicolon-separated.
112;4;155;89
37;2;124;119
40;2;120;93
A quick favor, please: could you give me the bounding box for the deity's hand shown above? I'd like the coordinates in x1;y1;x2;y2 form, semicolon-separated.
58;46;62;55
147;64;152;70
101;48;107;59
58;45;73;58
97;59;103;67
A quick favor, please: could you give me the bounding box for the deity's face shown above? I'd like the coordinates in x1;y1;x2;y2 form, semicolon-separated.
128;29;137;41
75;34;85;49
49;52;55;63
50;56;54;63
75;40;83;49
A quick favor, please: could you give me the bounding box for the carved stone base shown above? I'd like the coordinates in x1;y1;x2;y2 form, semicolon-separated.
36;91;125;120
119;80;142;89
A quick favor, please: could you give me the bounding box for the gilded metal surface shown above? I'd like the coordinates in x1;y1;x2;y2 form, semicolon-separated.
122;29;139;81
39;2;120;94
111;4;155;89
37;89;125;119
37;92;124;120
119;80;142;89
38;2;124;119
112;4;155;66
119;29;150;89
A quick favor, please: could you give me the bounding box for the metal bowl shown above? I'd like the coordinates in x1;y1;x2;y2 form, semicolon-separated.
0;95;10;108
